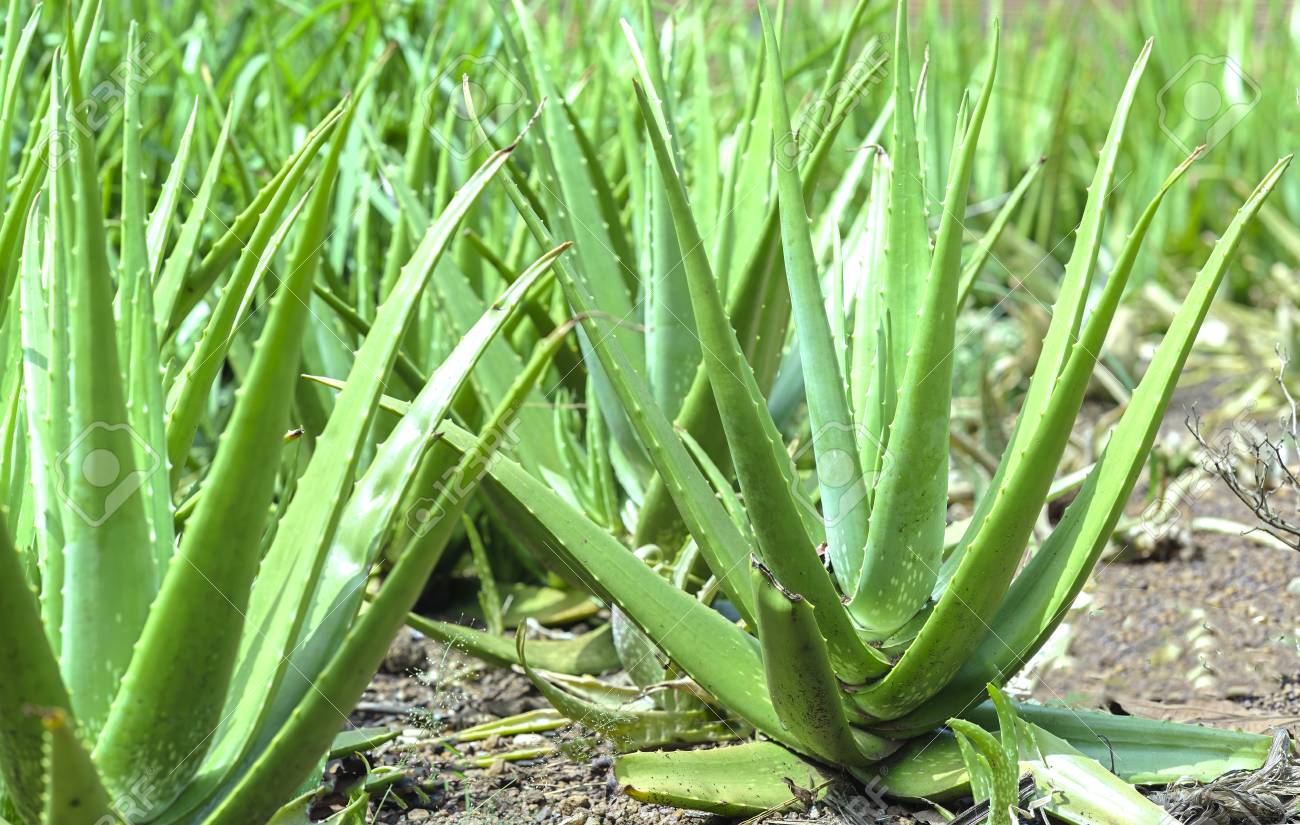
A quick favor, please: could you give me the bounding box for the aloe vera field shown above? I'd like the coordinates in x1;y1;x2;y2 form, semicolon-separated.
12;0;1300;823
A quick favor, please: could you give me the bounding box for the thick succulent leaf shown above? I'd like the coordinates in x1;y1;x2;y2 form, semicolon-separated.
752;563;894;768
955;158;1045;311
202;307;574;825
947;720;1017;824
328;728;400;760
938;40;1155;588
496;124;757;626
265;247;565;731
163;104;344;472
428;261;568;492
881;0;932;383
0;135;44;318
153;103;233;337
623;18;699;419
507;0;648;478
193;141;515;792
143;100;199;282
632;80;885;682
977;702;1271;786
408;614;619;676
0;0;39;221
0;517;70;823
517;630;732;751
19;208;65;655
118;28;175;579
847;21;999;635
879;155;1287;731
1019;722;1184;825
92;92;359;814
437;419;792;747
614;741;834;816
868;702;1268;803
52;46;156;737
40;710;111;825
759;4;870;586
163;101;345;335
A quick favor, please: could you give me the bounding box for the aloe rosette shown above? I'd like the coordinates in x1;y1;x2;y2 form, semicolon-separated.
0;7;578;823
439;0;1293;818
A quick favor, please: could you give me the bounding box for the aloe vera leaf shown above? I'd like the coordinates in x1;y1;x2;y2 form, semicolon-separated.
759;3;870;587
309;282;424;390
846;21;999;636
408;615;619;675
947;721;1017;824
937;40;1154;589
117;23;175;579
622;16;699;419
0;0;38;211
163;100;345;336
560;97;639;297
955;157;1045;311
982;702;1270;785
676;427;753;543
852;149;1195;722
203;312;575;825
610;602;672;695
428;261;567;488
91;88;358;814
869;699;1268;803
686;21;719;242
51;45;157;737
947;686;1020;822
18;207;66;655
0;140;45;316
712;31;768;295
1019;722;1182;824
0;2;40;296
632;27;881;554
164;254;555;825
489;582;597;627
485;114;756;626
881;0;932;383
266;788;368;825
463;515;504;636
40;709;111;825
884;155;1291;734
507;0;648;479
153;102;233;337
633;80;885;683
194;141;513;789
615;741;834;816
559;273;758;622
163;104;343;471
438;419;790;746
143;99;199;282
630;373;728;553
583;389;623;530
752;563;895;768
0;516;69;823
517;630;727;750
850;154;891;453
328;728;400;760
262;247;565;730
0;326;27;540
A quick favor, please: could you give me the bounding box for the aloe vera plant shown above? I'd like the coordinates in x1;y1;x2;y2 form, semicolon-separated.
425;0;1293;816
0;7;581;822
